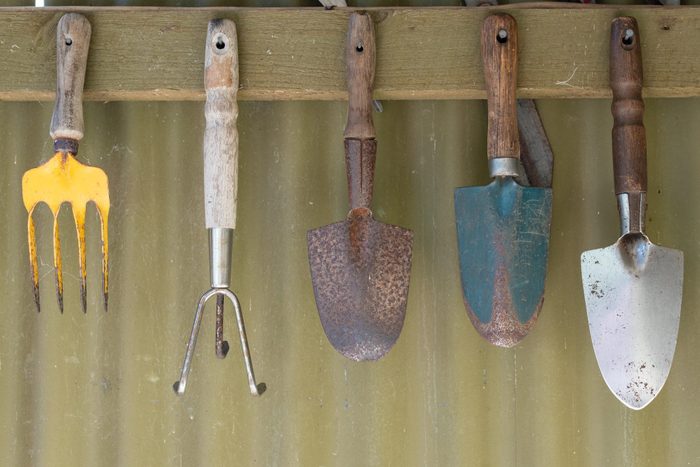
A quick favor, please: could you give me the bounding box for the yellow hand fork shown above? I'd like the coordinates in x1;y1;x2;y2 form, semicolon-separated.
22;14;109;313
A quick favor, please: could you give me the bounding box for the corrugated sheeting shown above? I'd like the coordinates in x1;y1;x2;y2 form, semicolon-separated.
1;98;699;466
1;1;700;466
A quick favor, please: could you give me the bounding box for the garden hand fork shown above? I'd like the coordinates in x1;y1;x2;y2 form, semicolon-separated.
22;13;109;313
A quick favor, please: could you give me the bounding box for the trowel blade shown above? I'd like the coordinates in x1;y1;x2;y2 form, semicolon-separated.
581;233;683;409
455;177;552;347
307;212;413;361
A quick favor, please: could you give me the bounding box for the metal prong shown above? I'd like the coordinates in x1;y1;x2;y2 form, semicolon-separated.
73;206;87;313
228;290;266;396
98;206;109;311
174;288;264;396
215;295;229;358
52;212;63;313
174;290;209;395
27;212;40;312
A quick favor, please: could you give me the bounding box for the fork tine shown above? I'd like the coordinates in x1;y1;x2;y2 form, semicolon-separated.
52;210;63;313
98;206;109;311
27;210;40;312
73;205;87;313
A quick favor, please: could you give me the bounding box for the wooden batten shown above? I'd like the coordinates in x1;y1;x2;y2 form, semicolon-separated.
0;5;698;101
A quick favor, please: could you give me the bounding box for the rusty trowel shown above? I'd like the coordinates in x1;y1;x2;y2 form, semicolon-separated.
307;12;414;361
454;14;553;347
580;17;683;410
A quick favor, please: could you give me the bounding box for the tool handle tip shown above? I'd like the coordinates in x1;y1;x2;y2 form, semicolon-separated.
482;14;520;161
50;13;91;142
204;19;239;230
344;12;376;140
610;16;646;195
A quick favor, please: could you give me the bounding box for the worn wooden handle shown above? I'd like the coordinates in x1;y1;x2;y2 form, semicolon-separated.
343;12;375;140
482;14;519;160
611;17;646;195
203;19;239;229
50;14;91;141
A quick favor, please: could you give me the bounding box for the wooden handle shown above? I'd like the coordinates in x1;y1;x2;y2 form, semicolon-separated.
50;14;91;141
343;13;375;140
203;19;239;229
482;14;519;160
610;17;646;195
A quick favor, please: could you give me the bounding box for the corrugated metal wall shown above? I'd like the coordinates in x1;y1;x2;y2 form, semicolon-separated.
1;1;700;466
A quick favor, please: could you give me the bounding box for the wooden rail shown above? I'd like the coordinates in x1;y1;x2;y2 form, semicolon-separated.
0;5;698;101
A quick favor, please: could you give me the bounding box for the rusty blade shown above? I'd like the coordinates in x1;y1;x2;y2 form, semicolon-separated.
307;209;413;361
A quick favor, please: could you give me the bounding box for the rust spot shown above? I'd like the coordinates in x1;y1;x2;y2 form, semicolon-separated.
464;260;541;348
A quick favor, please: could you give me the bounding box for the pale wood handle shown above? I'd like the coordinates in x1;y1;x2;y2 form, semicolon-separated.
482;14;520;160
50;14;91;141
343;12;375;140
204;19;239;229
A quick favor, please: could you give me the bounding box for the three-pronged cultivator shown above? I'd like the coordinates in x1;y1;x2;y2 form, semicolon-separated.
22;14;109;313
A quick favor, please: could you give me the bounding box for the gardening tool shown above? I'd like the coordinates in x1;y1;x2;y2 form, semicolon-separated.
463;0;554;189
580;17;683;410
454;14;552;347
173;19;264;396
22;13;109;314
307;12;413;361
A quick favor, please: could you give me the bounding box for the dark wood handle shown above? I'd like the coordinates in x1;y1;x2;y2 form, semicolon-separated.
344;12;375;140
610;16;646;195
50;13;91;142
481;14;519;160
344;12;376;211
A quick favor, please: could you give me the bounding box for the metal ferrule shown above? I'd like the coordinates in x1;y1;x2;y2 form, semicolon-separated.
53;138;79;154
488;157;520;178
209;228;233;288
617;192;646;235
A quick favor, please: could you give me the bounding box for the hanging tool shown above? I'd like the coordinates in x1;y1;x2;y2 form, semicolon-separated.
22;13;109;314
307;12;414;361
462;0;554;189
454;14;553;347
173;19;264;396
580;17;683;410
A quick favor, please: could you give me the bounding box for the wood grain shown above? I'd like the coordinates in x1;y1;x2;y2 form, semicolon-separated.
482;14;519;160
49;13;91;141
344;12;375;140
0;6;698;101
203;18;239;229
611;16;646;196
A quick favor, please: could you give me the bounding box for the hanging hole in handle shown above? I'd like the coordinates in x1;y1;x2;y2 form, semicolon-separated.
356;43;364;53
65;36;73;46
496;29;508;44
622;28;635;49
213;33;227;53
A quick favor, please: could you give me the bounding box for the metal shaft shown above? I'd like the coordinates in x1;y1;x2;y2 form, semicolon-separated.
617;192;646;236
211;228;232;358
210;228;233;288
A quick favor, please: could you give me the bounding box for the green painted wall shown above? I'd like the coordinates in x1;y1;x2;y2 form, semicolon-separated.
1;98;698;466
